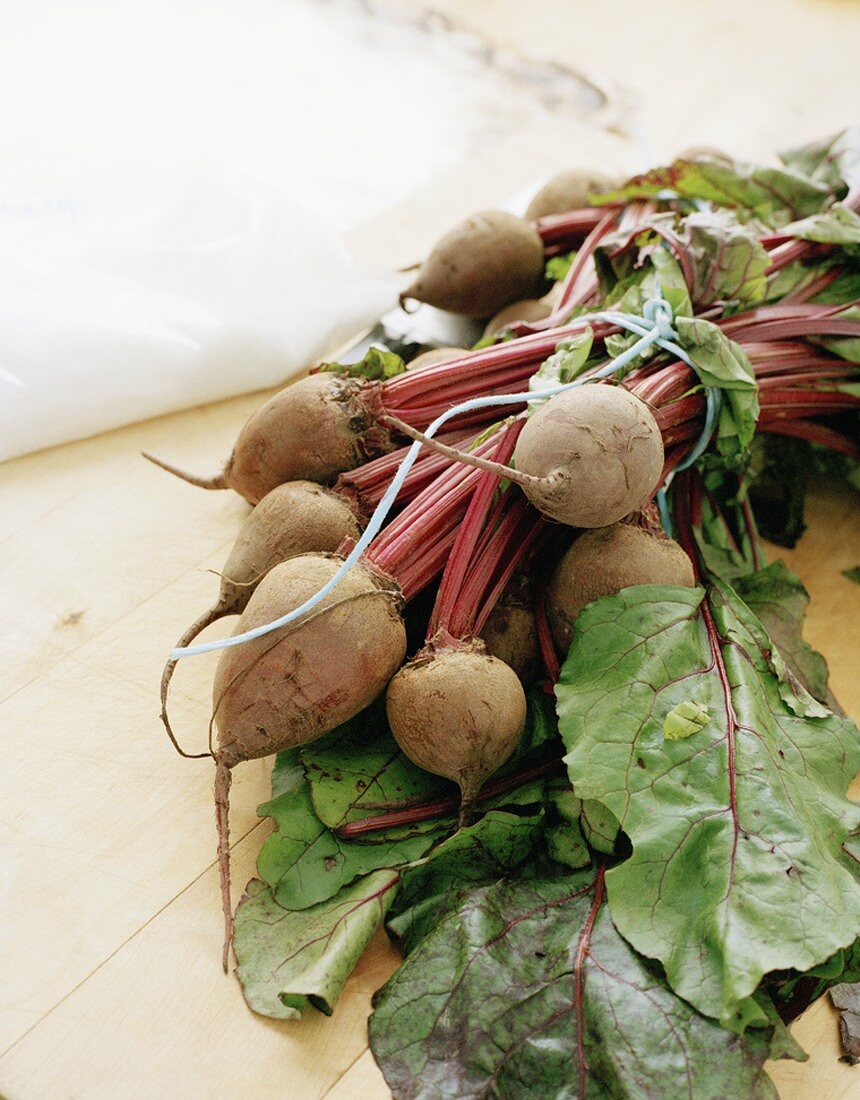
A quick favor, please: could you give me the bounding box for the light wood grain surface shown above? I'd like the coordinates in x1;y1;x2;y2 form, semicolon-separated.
2;2;859;1097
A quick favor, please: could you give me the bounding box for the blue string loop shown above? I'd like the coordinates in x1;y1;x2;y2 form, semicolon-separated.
171;296;720;659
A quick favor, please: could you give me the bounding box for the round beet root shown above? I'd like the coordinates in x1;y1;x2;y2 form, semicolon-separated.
547;523;695;651
481;602;540;683
513;385;664;528
221;374;385;502
386;641;526;824
213;553;406;765
211;551;406;966
145;373;393;504
401;211;545;318
483;298;552;339
525;169;618;220
221;482;359;609
160;482;360;754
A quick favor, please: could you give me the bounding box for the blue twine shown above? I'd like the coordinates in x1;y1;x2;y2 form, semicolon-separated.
171;297;719;659
656;368;722;536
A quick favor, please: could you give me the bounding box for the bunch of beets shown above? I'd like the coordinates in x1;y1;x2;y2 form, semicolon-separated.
146;133;860;1005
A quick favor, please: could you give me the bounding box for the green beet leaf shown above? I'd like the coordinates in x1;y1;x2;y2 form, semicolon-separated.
746;433;808;548
766;259;836;304
302;690;558;830
683;209;769;308
387;807;547;953
545;250;576;282
783;204;860;256
750;993;808;1062
318;344;407;380
256;691;559;911
594;217;692;316
693;484;839;709
370;866;779;1100
556;583;860;1026
595;158;830;225
813;270;860;306
694;484;763;581
256;743;440;911
818;305;860;363
580;798;621;855
594;227;693;365
528;328;594;409
766;939;860;1027
234;870;399;1019
733;560;841;713
675;316;760;469
545;787;592;870
779;128;860;194
804;441;860;491
298;702;444;832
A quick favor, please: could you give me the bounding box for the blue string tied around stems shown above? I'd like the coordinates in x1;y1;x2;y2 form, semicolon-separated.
170;295;720;660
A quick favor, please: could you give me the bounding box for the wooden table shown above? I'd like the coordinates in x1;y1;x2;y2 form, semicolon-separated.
2;3;859;1096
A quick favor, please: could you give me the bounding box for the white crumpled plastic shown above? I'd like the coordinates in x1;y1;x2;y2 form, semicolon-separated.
0;172;396;463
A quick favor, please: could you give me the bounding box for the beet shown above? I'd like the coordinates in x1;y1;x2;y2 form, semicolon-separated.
212;552;406;966
144;373;393;504
401;211;545;318
513;385;664;527
214;553;404;761
386;639;526;826
547;523;696;651
525;169;618;220
159;482;361;758
483;298;553;339
481;600;540;683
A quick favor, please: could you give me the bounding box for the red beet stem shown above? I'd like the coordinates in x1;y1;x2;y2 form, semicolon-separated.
335;754;564;839
472;503;546;636
367;424;522;599
535;206;607;245
535;581;561;686
336;428;478;512
429;422;523;636
761;420;860;460
382;318;618;417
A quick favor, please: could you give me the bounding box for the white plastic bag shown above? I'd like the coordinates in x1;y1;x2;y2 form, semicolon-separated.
0;172;396;462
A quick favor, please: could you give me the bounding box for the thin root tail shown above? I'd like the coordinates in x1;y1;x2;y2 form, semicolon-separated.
215;758;234;972
142;451;229;491
381;414;536;488
159;608;224;761
457;799;475;831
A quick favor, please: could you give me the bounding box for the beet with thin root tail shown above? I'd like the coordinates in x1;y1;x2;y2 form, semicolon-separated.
525;168;619;220
211;552;407;967
513;384;665;528
143;372;394;504
159;481;361;758
401;211;546;318
386;639;527;827
213;554;405;763
547;523;696;651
